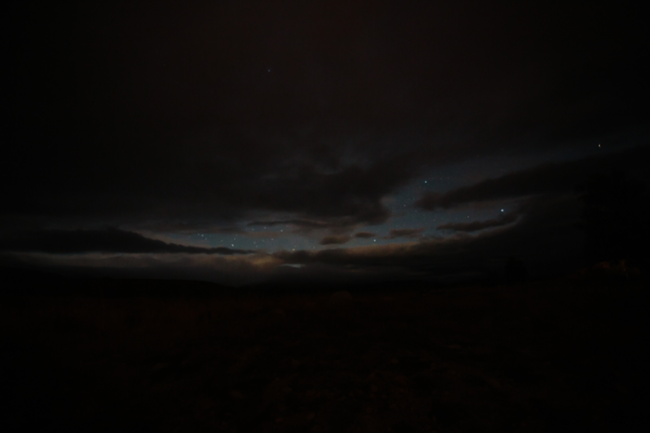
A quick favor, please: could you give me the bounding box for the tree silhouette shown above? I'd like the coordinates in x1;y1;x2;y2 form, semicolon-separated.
577;171;650;266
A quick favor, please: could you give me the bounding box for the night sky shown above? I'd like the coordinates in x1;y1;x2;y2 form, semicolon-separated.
4;1;649;285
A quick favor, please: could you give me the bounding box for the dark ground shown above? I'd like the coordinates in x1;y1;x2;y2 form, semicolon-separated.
1;267;648;432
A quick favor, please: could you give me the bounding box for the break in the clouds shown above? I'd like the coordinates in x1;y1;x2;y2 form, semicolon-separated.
3;1;649;284
274;193;586;277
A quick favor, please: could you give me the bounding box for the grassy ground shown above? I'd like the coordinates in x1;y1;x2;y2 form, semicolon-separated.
1;277;648;432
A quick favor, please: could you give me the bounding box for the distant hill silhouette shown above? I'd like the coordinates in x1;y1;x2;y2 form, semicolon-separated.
577;171;650;267
504;257;529;284
0;268;236;299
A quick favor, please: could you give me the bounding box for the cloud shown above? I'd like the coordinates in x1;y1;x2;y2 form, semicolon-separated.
247;219;334;230
0;228;254;255
3;251;282;287
203;226;245;234
246;214;390;234
437;211;519;233
383;228;426;239
319;235;352;245
416;146;650;210
353;232;376;239
6;2;649;233
126;220;246;234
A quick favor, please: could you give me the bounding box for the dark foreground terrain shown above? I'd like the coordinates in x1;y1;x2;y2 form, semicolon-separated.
1;271;648;432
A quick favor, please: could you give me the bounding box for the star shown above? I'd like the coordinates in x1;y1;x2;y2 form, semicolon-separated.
501;209;504;212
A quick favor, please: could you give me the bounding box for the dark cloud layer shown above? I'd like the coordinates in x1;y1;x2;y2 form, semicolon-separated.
438;212;519;233
319;235;352;245
246;218;368;232
383;228;426;240
416;146;650;211
0;228;253;255
5;1;649;230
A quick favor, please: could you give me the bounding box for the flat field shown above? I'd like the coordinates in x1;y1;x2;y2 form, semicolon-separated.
1;277;648;432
